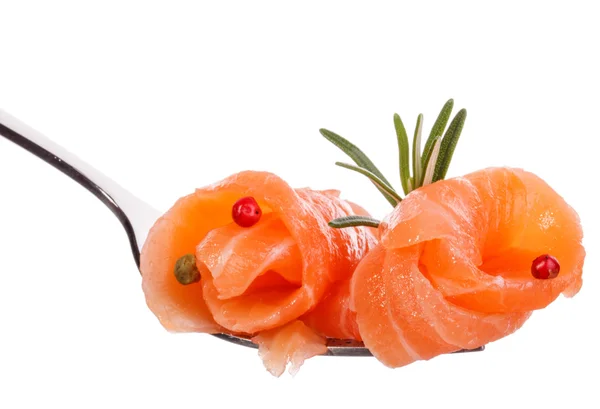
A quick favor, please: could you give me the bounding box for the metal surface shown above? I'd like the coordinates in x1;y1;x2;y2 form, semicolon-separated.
214;333;484;356
0;109;486;358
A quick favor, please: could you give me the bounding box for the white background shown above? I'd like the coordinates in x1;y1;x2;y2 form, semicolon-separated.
1;1;598;408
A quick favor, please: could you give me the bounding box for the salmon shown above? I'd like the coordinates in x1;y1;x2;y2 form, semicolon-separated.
301;280;362;341
351;167;585;367
141;166;584;374
252;320;329;377
140;171;377;374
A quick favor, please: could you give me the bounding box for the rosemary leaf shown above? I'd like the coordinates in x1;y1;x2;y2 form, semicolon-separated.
335;162;402;206
393;113;411;196
421;136;442;186
320;128;397;204
320;128;392;185
328;215;381;229
412;114;424;190
433;108;467;182
421;98;454;168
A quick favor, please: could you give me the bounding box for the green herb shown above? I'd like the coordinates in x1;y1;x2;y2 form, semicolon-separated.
421;136;442;186
394;113;411;196
411;114;424;190
328;215;381;228
319;98;468;228
335;162;401;206
320;128;398;206
421;99;454;167
432;108;467;182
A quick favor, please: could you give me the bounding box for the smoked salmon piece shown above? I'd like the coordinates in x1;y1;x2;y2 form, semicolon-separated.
252;320;328;377
140;171;377;374
351;167;585;367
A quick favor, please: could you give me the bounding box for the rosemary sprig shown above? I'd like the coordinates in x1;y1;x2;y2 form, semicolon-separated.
328;215;381;228
335;162;402;206
320;98;467;228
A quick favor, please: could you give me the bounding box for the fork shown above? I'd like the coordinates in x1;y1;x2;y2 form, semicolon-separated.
0;108;485;357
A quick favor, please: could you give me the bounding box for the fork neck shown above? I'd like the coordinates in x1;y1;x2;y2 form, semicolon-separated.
0;109;160;269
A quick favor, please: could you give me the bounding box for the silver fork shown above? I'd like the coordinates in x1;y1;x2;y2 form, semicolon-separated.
0;109;485;357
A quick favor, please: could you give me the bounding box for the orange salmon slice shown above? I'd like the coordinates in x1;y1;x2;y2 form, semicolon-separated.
140;170;377;374
196;213;303;300
350;167;584;368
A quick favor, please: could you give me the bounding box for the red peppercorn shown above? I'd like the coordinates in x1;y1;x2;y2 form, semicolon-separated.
531;254;560;279
232;196;262;227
